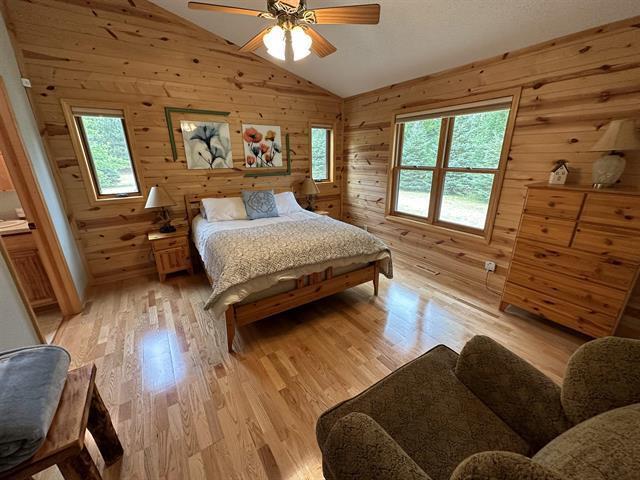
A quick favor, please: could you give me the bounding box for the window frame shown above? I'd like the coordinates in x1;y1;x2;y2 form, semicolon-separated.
387;89;521;241
309;122;334;184
61;100;145;206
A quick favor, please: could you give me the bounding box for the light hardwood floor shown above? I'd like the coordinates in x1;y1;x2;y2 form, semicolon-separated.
38;265;586;480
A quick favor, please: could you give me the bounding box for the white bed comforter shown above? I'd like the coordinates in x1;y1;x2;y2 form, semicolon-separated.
193;211;392;317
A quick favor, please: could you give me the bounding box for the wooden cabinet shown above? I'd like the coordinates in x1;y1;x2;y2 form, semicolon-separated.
148;228;193;281
3;232;57;308
501;184;640;337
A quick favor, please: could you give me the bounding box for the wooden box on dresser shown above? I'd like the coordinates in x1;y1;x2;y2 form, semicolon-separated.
500;183;640;337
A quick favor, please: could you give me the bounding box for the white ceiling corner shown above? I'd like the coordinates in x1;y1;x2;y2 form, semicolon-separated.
150;0;640;98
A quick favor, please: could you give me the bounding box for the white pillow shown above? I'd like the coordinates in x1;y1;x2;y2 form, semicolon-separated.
275;191;304;215
201;197;247;221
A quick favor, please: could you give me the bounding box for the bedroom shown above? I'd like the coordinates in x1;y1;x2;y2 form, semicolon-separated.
0;0;639;479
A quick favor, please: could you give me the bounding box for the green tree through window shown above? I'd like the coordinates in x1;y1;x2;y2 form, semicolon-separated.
392;101;511;233
311;127;331;182
76;114;140;196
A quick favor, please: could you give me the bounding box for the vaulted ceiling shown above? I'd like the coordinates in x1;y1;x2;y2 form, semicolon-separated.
151;0;640;97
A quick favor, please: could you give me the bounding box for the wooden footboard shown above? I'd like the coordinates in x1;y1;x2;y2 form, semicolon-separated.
224;261;381;352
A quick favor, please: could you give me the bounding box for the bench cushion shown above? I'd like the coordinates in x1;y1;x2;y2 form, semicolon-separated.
0;345;70;472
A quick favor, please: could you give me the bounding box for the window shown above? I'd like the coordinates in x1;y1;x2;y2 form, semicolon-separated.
310;126;333;182
390;95;515;236
65;104;142;202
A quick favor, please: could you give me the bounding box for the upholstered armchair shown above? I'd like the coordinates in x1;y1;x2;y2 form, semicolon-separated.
316;335;640;480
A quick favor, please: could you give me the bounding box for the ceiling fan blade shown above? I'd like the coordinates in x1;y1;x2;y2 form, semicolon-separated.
239;26;271;53
305;27;337;58
310;4;380;24
188;2;266;16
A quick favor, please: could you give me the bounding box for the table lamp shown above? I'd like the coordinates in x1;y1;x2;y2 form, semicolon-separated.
300;177;320;211
145;185;176;233
590;119;640;188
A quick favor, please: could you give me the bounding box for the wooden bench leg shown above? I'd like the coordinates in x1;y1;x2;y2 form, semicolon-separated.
225;307;236;353
58;447;101;480
87;387;123;467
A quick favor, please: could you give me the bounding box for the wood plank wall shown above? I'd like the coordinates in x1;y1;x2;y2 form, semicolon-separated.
342;17;640;336
3;0;343;284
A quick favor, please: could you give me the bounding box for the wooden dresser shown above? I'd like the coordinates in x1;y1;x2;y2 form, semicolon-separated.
501;183;640;337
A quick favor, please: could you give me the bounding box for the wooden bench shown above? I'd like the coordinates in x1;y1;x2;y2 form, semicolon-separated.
0;364;123;480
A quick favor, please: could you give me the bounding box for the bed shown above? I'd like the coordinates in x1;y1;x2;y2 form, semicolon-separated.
185;190;393;352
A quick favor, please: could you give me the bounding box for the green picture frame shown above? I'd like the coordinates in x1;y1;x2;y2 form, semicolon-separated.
164;106;230;161
164;106;291;177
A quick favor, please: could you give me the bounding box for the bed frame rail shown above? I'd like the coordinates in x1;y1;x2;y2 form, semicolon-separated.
225;262;380;352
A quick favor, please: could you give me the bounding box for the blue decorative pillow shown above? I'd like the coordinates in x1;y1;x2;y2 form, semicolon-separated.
242;190;279;220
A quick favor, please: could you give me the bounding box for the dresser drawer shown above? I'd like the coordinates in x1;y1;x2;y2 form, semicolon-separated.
573;223;640;263
518;214;575;247
524;189;584;219
581;193;640;230
512;239;638;290
502;282;617;337
506;262;626;317
151;236;188;252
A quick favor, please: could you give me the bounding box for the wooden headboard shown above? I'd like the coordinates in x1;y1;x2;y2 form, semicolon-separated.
185;188;291;225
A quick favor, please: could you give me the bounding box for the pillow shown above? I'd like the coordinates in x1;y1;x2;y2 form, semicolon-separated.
201;197;247;221
275;191;304;215
242;190;279;220
199;202;207;220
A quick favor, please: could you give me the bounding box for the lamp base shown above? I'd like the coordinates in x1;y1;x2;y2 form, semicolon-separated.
159;224;176;233
592;153;625;188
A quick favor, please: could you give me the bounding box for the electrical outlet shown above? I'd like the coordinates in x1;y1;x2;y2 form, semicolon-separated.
21;78;32;88
363;225;368;232
484;261;496;272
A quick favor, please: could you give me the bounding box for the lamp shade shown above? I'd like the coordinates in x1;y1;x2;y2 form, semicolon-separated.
145;186;175;209
300;177;319;195
591;119;640;152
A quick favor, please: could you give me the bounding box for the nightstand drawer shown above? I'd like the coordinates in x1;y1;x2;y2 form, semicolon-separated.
151;236;188;252
155;247;190;274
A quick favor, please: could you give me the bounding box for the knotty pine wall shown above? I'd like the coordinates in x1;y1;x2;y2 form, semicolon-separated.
3;0;343;283
342;17;640;336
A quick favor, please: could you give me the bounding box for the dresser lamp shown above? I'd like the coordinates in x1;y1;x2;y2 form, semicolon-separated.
300;177;320;211
145;185;176;233
590;119;640;188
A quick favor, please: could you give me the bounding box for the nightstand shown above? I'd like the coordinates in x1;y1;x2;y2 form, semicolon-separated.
148;227;193;281
314;210;330;216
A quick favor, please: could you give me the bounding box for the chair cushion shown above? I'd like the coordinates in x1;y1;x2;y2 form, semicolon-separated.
533;403;640;480
317;345;529;480
0;346;70;472
242;190;279;220
455;335;570;452
562;337;640;425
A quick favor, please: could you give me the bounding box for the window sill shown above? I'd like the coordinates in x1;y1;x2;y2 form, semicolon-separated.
385;213;491;244
88;194;145;207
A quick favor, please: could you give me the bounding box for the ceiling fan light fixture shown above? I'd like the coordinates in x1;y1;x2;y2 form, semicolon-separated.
291;25;312;61
263;25;286;60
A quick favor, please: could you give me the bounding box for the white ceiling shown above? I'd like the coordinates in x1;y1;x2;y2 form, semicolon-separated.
151;0;640;97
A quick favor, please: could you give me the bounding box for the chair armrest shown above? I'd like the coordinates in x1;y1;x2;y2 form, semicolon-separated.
455;336;570;452
321;412;432;480
451;451;566;480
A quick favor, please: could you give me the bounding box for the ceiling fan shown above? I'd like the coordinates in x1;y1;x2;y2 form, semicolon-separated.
188;0;380;61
